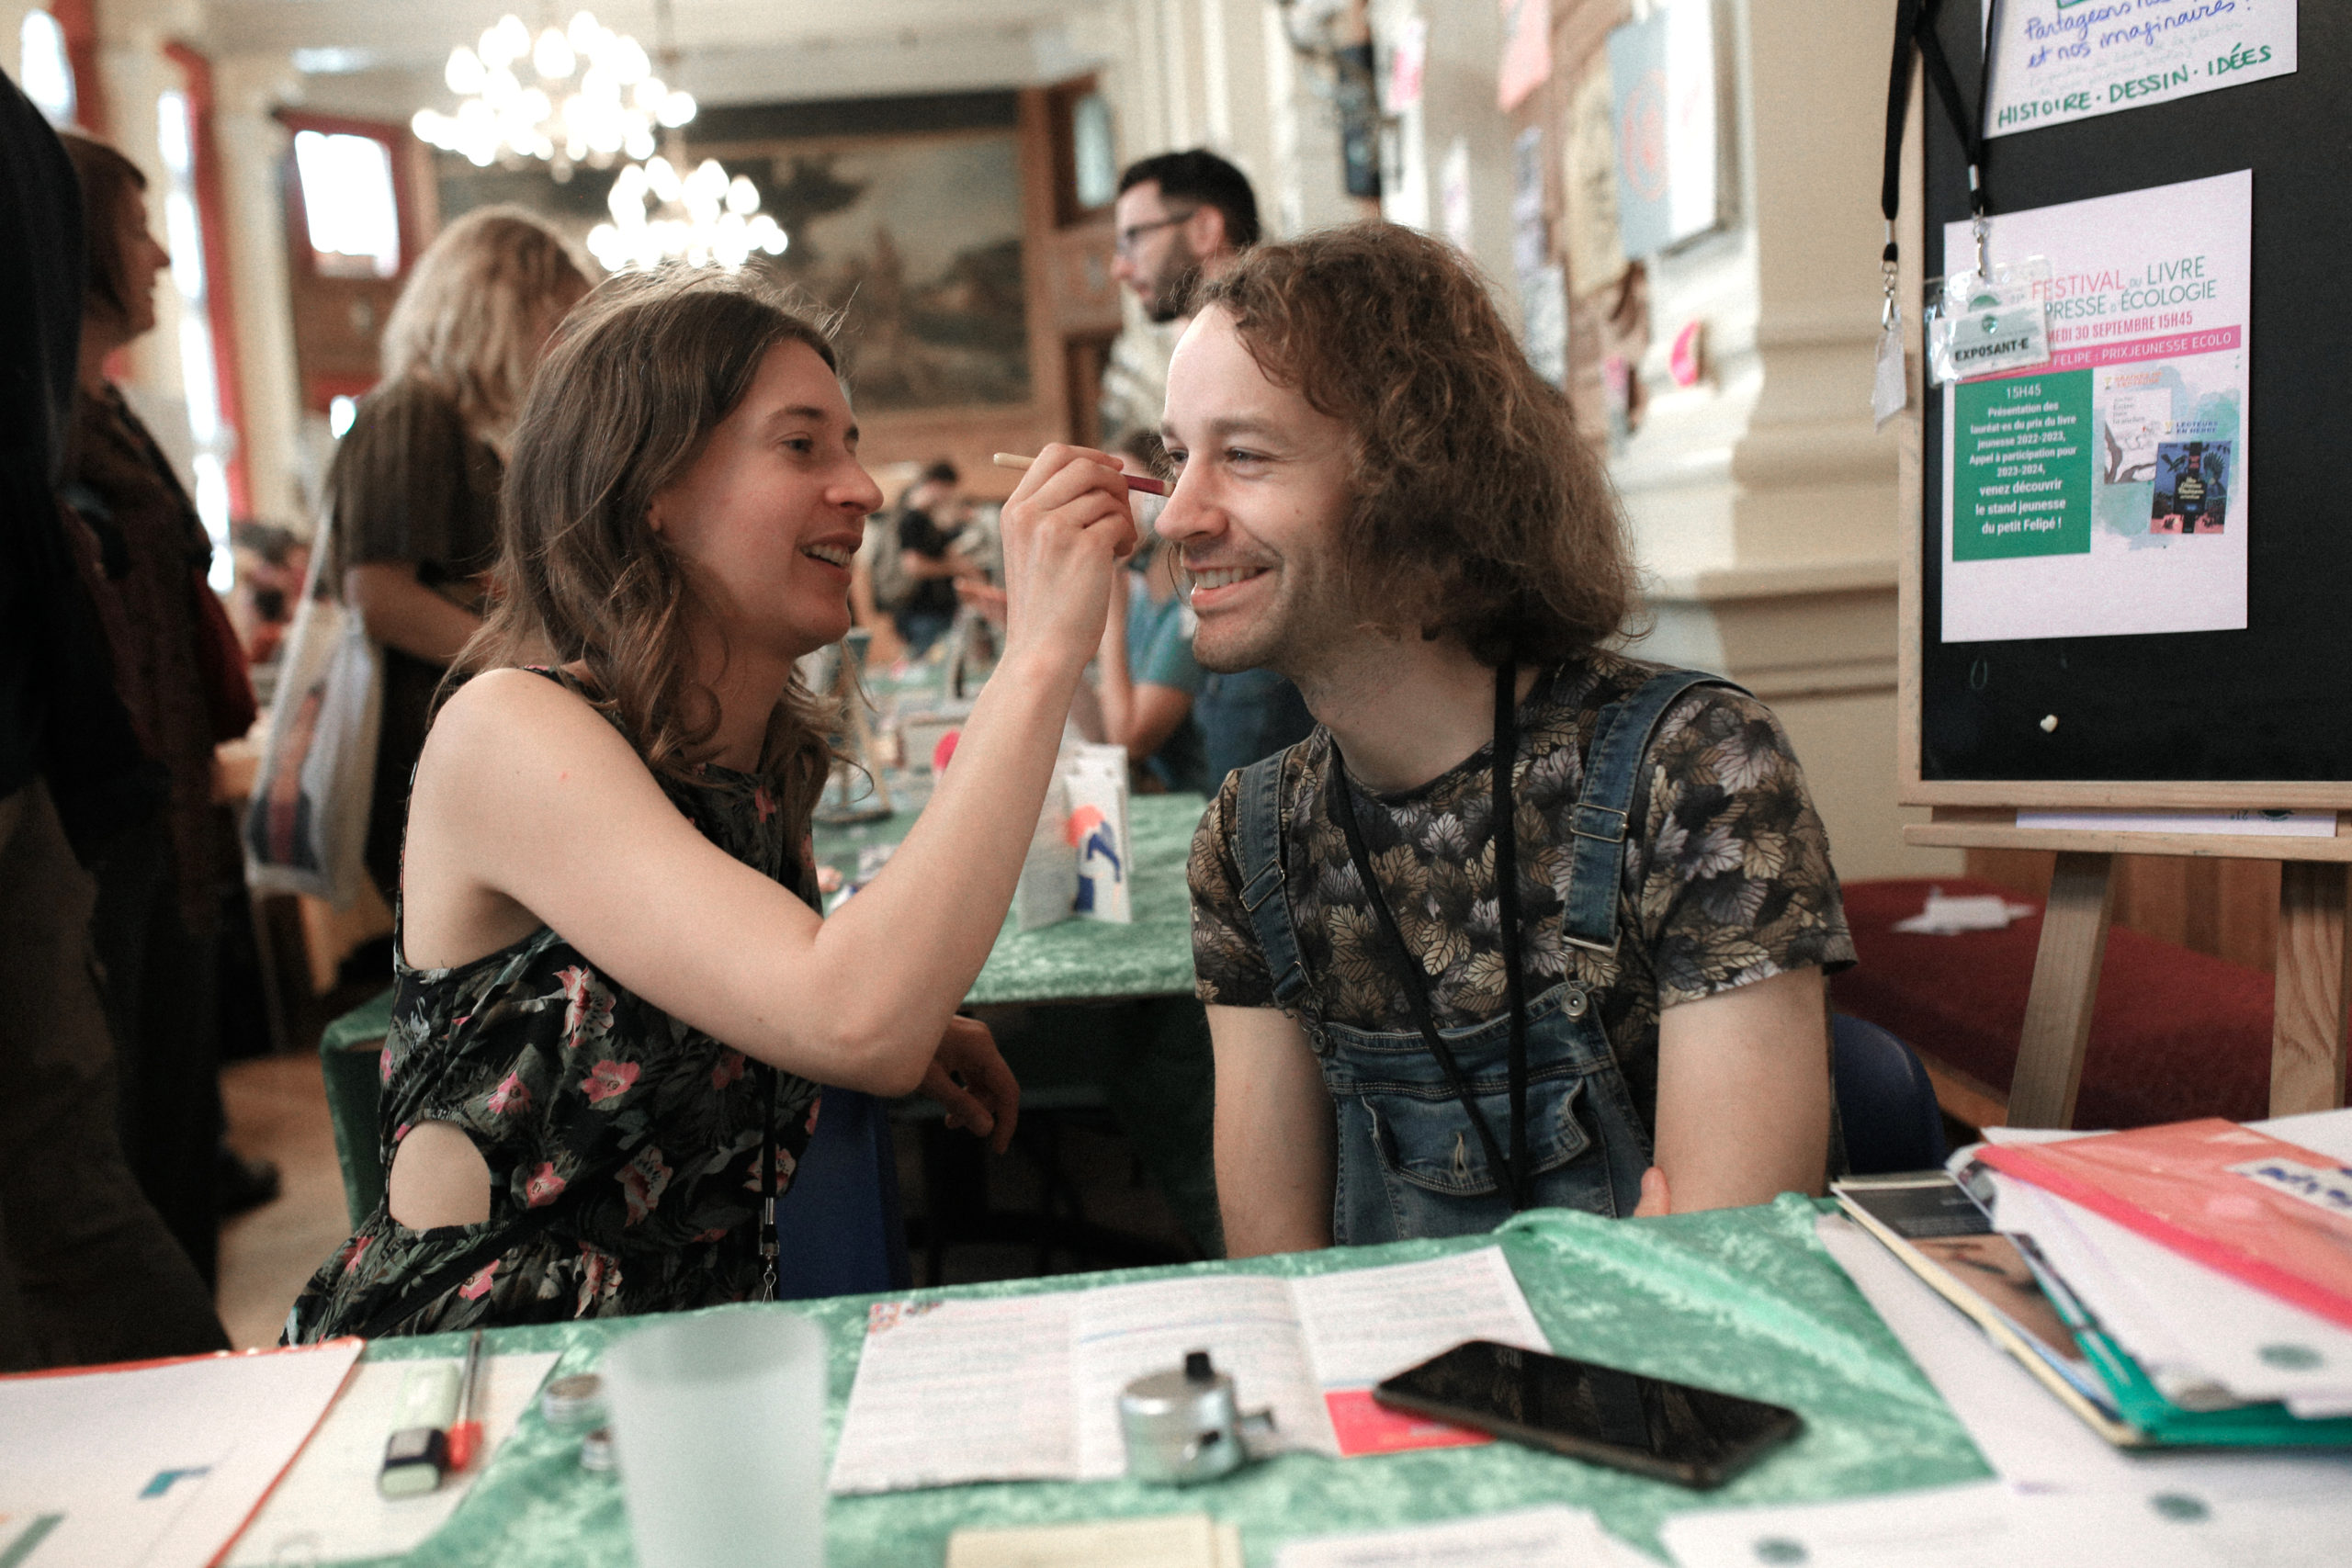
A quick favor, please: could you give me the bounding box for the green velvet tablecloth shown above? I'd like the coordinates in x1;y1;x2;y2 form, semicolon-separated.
815;788;1207;1005
291;1197;1987;1568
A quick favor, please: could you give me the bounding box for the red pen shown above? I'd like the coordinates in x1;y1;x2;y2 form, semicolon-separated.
445;1327;485;1472
992;451;1168;496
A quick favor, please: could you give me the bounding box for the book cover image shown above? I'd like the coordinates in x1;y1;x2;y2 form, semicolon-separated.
1835;1178;2086;1379
2149;439;2230;536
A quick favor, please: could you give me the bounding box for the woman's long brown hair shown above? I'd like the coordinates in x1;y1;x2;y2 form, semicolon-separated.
451;265;846;831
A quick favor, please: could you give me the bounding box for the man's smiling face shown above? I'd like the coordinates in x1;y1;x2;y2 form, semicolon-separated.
1154;305;1360;678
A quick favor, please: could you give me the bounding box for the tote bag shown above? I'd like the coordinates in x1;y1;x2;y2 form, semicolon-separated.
243;519;382;907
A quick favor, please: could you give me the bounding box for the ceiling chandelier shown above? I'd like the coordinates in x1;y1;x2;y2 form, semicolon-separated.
587;154;788;272
411;11;695;174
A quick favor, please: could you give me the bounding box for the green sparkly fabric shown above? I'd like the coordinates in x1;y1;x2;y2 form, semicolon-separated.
815;790;1208;1005
308;1196;1985;1567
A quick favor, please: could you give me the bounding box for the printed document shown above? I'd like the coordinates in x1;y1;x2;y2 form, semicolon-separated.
1940;171;2250;642
1984;0;2295;140
0;1338;362;1568
829;1249;1547;1494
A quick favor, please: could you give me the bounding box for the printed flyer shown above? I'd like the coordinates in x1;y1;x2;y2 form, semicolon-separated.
1984;0;2296;138
1940;170;2249;643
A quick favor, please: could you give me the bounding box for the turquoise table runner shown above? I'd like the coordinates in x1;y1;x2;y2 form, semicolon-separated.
312;1197;1986;1568
816;788;1208;1005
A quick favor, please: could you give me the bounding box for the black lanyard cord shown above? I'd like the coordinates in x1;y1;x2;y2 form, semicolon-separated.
759;1065;779;1301
1329;660;1531;1212
1883;0;2003;268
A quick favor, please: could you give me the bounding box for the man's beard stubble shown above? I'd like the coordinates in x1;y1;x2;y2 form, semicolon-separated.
1146;243;1206;324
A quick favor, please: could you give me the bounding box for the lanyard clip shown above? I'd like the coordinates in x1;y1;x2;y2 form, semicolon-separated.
1972;214;1992;281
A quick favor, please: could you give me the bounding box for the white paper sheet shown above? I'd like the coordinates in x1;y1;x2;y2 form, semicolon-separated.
1071;1276;1331;1475
0;1339;362;1568
829;1295;1080;1493
2014;808;2337;839
1291;1248;1549;1389
830;1249;1545;1494
222;1350;560;1566
1983;0;2296;140
1939;171;2252;643
1660;1479;2348;1568
1276;1505;1620;1568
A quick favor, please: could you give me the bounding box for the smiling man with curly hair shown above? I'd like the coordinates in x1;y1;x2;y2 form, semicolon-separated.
1161;224;1855;1254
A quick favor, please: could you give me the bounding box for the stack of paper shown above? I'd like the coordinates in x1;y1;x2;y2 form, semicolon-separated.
1836;1112;2352;1449
1966;1119;2352;1443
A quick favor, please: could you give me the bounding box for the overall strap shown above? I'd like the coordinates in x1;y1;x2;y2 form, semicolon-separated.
1234;746;1313;1015
1559;669;1747;954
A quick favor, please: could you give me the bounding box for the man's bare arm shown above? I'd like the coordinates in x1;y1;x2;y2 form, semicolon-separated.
1206;1004;1335;1256
1648;966;1832;1213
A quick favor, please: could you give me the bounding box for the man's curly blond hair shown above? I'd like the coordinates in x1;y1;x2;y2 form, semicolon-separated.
1196;222;1639;666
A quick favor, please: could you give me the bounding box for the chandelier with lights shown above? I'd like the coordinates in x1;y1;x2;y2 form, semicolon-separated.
411;11;695;174
587;154;788;272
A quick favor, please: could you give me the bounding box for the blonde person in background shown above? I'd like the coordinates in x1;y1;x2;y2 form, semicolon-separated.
326;207;589;908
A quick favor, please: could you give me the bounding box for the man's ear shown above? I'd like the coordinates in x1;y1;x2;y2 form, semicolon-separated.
1188;203;1229;260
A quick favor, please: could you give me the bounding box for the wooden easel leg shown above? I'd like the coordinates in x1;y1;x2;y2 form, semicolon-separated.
2272;862;2351;1116
2009;852;2116;1128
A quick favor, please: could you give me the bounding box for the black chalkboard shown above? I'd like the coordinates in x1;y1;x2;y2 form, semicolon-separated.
1917;7;2352;787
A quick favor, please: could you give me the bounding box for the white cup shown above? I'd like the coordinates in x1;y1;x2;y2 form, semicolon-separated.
603;1306;829;1568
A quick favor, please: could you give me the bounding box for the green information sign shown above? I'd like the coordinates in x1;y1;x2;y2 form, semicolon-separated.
1952;370;2091;560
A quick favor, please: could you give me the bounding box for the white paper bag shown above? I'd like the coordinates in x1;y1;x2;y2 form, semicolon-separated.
1013;775;1077;932
1060;743;1131;924
242;551;382;908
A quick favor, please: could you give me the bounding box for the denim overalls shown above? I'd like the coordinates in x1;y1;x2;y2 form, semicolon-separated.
1231;668;1737;1245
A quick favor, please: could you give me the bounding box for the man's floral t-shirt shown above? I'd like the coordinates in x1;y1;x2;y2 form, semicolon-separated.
1187;651;1856;1139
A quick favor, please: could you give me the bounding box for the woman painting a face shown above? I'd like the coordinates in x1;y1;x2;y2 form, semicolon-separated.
288;268;1138;1337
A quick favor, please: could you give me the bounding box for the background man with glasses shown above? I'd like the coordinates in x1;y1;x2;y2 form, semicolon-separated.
1111;149;1261;326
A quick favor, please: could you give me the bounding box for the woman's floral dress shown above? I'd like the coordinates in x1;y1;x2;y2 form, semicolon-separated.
285;676;823;1340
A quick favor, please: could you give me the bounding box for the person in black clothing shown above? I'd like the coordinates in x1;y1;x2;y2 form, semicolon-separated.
328;207;588;907
0;65;227;1370
59;130;260;1284
892;460;977;657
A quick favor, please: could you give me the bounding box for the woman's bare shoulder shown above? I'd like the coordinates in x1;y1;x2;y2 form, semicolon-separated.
422;666;648;787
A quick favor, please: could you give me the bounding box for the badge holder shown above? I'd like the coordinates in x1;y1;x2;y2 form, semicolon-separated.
1871;233;1907;429
1924;215;2052;386
1879;0;2041;403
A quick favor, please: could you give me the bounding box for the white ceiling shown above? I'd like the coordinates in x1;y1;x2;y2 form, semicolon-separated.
207;0;1121;109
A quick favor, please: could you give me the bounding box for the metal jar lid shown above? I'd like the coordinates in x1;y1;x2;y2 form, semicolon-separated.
541;1372;607;1431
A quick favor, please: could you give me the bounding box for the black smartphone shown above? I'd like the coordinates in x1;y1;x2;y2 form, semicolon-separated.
1373;1340;1802;1488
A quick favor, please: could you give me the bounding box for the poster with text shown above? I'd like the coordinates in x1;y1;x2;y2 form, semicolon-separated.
1940;170;2249;643
1984;0;2295;138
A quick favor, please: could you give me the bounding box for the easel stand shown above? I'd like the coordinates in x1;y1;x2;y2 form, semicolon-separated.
1905;812;2352;1126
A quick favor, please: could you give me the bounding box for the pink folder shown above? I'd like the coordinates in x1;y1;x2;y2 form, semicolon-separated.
1979;1119;2352;1331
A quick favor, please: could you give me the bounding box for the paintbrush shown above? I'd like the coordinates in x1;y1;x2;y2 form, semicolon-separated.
991;451;1168;495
